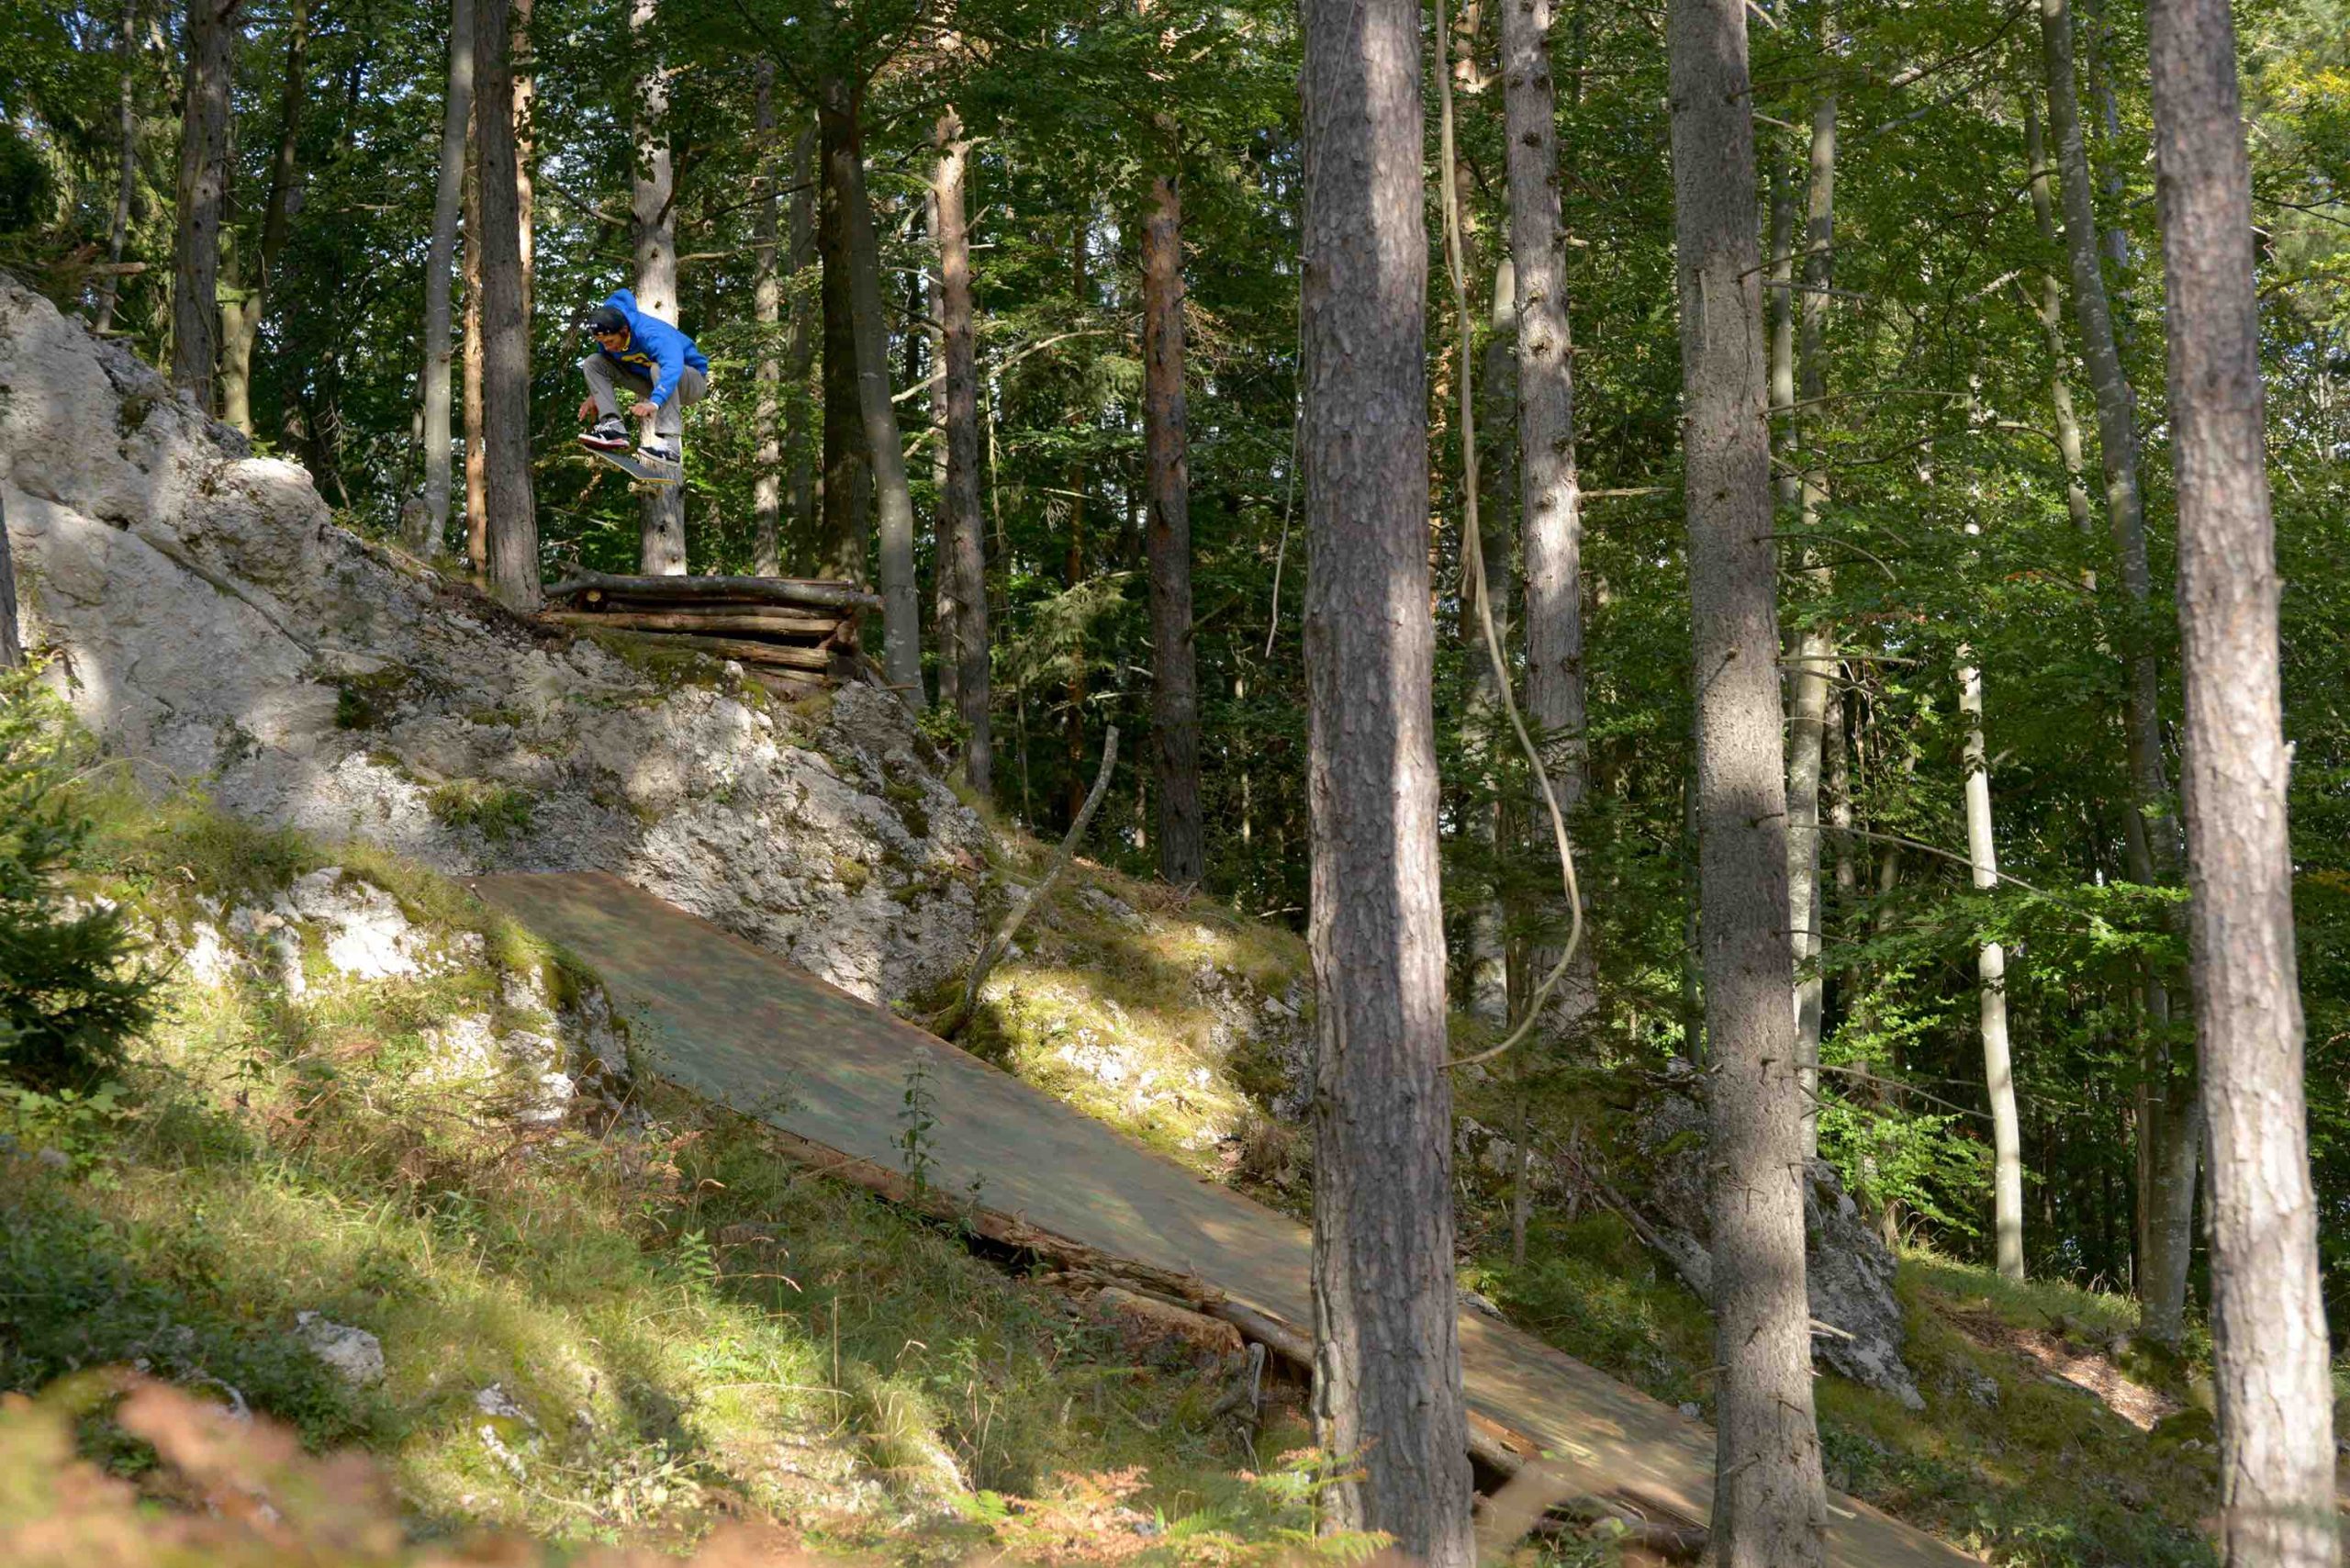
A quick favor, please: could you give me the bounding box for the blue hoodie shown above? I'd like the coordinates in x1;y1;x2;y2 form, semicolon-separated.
593;289;710;409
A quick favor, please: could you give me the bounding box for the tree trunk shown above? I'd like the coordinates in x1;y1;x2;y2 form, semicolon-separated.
2042;0;2196;1345
1785;52;1838;1159
1297;0;1474;1550
1767;157;1798;511
787;126;817;568
934;110;991;793
1143;167;1203;885
2151;0;2341;1551
0;491;21;669
414;0;474;557
927;177;955;713
1961;656;2026;1280
817;84;872;585
170;0;236;410
1500;0;1594;1041
510;0;533;328
217;0;307;436
1461;264;1514;1026
752;62;784;577
93;0;140;336
474;0;537;613
2024;103;2096;545
631;0;684;577
2041;0;2170;873
1666;0;1829;1552
824;77;923;704
463;130;487;573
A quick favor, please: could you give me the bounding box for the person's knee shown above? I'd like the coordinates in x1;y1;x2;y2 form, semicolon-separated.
578;354;607;379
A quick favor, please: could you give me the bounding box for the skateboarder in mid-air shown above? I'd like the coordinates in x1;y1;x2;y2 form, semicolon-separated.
576;291;710;472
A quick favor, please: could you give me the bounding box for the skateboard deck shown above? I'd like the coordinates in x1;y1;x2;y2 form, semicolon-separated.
582;442;681;486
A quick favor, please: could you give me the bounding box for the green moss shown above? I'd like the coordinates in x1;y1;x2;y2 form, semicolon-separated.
333;666;421;731
882;779;931;841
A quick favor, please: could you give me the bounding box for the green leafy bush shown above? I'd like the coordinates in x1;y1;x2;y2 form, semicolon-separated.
0;665;155;1090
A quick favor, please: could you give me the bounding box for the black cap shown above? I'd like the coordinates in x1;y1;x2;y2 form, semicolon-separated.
581;304;627;335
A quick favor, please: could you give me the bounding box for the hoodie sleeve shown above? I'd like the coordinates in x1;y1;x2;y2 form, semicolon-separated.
644;328;687;408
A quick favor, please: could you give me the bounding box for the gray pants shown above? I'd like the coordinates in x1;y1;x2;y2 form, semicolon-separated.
580;354;707;443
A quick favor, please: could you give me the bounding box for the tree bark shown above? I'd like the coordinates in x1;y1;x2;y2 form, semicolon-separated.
2024;102;2097;545
94;0;140;337
1143;166;1203;885
927;174;954;714
2041;0;2197;1345
170;0;237;411
817;84;872;585
752;62;784;577
934;110;991;793
2151;0;2341;1551
787;126;818;570
414;0;474;557
1666;0;1829;1553
217;0;307;436
463;129;487;573
825;76;923;704
1499;0;1594;1041
1297;0;1474;1550
1961;656;2026;1280
630;0;685;577
474;0;538;613
0;491;21;669
1785;47;1837;1159
510;0;533;328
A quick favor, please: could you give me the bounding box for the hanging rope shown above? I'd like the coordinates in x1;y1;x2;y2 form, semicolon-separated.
1431;0;1584;1072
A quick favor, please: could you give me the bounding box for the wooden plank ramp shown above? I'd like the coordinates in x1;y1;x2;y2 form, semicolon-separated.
475;871;1976;1568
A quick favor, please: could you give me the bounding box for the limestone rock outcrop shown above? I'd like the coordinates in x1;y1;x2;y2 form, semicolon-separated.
1;274;984;1004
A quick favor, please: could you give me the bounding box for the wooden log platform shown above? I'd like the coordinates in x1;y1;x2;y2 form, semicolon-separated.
538;573;869;691
544;571;882;614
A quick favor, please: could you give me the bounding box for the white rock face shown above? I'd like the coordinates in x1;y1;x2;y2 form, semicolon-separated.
286;868;423;980
2;276;987;1005
295;1312;386;1386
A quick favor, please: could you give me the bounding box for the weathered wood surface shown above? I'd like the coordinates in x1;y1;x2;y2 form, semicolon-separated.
474;872;1976;1568
544;570;882;612
549;623;835;671
539;607;845;639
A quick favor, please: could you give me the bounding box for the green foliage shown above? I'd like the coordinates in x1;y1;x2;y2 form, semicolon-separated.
426;780;535;844
896;1046;938;1193
0;666;155;1091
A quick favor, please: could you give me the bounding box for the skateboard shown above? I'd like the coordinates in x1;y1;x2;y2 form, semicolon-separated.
581;440;681;487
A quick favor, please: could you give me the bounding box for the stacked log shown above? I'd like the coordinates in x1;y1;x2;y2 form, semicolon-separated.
540;572;879;697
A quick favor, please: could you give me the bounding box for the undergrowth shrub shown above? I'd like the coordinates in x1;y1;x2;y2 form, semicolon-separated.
0;662;155;1090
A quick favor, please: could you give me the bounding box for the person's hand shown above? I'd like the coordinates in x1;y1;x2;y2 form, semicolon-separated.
576;396;597;423
630;399;661;422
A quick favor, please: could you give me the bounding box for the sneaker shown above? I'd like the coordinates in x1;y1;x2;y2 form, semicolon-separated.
578;417;629;453
636;441;679;468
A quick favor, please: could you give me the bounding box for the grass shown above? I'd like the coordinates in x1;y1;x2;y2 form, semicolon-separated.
1472;1204;2227;1568
945;834;1314;1183
3;789;1337;1562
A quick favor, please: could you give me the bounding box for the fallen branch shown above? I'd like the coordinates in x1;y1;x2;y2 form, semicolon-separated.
933;725;1119;1040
